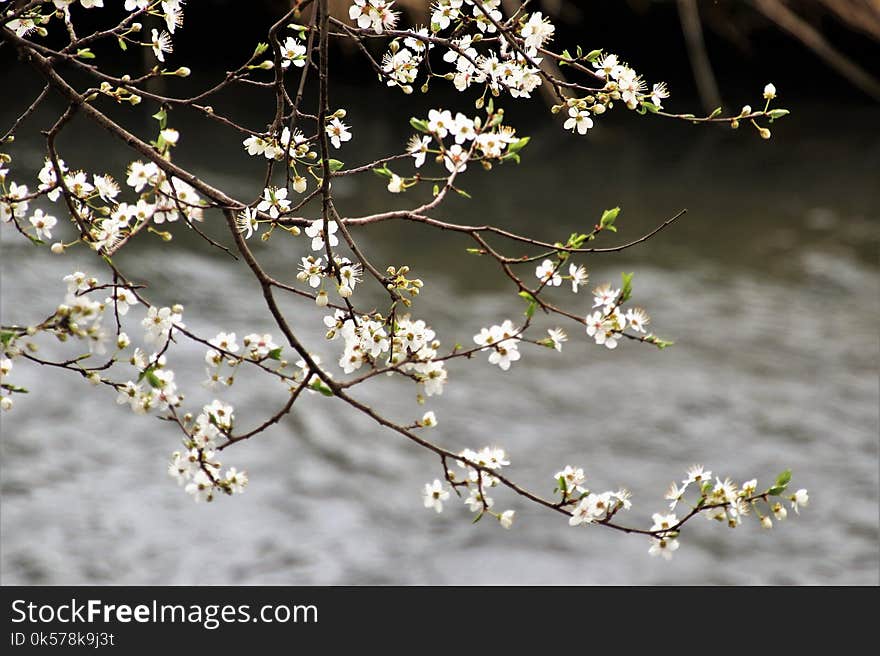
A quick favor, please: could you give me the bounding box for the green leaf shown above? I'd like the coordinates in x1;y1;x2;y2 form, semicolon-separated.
558;475;567;494
309;380;334;397
76;48;95;60
768;108;790;120
0;331;15;347
500;152;521;164
409;117;430;133
472;511;484;524
117;37;127;51
709;107;722;118
432;184;439;196
152;108;167;130
1;383;28;394
640;101;660;114
620;271;634;303
267;347;283;361
525;301;537;319
647;334;675;349
775;469;792;488
253;42;269;57
372;165;393;179
455;187;471;199
585;48;603;63
327;159;344;172
599;206;620;232
506;136;530;156
767;485;786;497
145;370;162;389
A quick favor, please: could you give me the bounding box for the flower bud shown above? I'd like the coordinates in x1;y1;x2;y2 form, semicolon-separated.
50;242;65;254
763;83;777;100
1;396;12;412
337;284;352;298
759;128;771;140
88;373;101;385
315;290;329;307
772;502;787;521
760;515;773;529
293;176;307;193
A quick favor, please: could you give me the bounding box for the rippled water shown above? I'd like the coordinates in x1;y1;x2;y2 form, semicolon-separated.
1;81;878;584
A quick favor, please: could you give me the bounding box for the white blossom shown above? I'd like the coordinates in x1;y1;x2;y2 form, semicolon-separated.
422;479;449;513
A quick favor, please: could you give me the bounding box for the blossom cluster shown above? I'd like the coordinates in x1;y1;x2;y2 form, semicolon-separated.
422;445;516;529
167;400;248;502
324;310;448;396
1;146;204;253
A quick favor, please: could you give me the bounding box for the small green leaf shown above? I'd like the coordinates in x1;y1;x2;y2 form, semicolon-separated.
506;136;530;155
775;469;792;488
640;101;660;113
599;207;620;232
585;48;603;63
145;370;162;389
76;48;95;60
309;380;334;397
327;159;344;172
525;301;537;319
768;108;790;120
1;383;28;394
152;109;167;130
455;187;471;199
432;184;439;196
253;42;269;57
767;485;786;496
267;347;283;361
472;511;484;524
118;38;127;51
620;271;634;303
500;152;521;164
709;107;722;119
409;117;430;133
647;334;675;349
373;165;393;179
0;331;15;346
558;475;567;494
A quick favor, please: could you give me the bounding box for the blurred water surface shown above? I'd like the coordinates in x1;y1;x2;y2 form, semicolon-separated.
1;79;878;584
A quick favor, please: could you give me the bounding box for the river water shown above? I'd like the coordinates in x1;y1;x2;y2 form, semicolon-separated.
1;78;878;584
